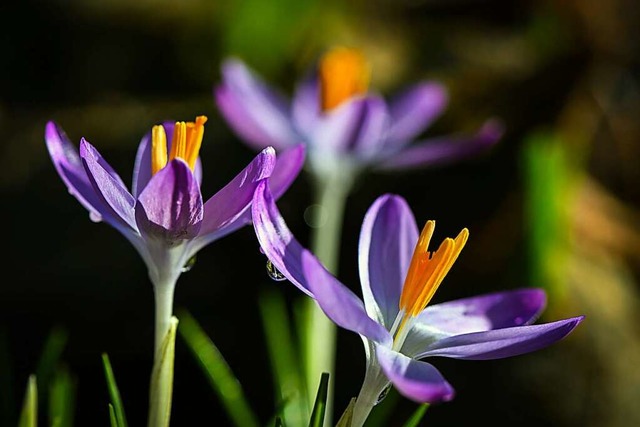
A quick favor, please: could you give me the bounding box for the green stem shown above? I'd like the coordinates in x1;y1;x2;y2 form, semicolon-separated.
303;169;353;426
148;281;177;427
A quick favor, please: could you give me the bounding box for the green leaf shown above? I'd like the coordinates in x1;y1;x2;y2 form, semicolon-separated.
402;403;430;427
49;365;76;427
36;326;68;407
102;353;128;427
308;372;329;427
335;398;355;427
176;309;259;427
18;375;37;427
259;290;308;425
108;404;118;427
147;316;178;427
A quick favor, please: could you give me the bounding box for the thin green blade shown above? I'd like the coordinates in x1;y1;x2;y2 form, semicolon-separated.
108;404;118;427
36;326;68;407
259;290;308;425
49;365;76;427
308;372;329;427
402;403;430;427
102;353;128;427
335;398;355;427
176;309;259;427
147;316;178;427
18;375;37;427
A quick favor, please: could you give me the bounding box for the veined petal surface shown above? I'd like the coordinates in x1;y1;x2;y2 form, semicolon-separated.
79;139;137;232
135;158;203;243
301;251;392;347
376;346;455;403
252;180;312;296
415;316;584;360
198;147;275;238
359;194;418;329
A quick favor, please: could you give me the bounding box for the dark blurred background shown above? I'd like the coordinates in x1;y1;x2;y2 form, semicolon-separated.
2;0;640;426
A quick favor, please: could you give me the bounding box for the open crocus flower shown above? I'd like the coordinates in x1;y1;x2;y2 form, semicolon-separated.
216;46;504;180
45;116;304;348
252;181;584;427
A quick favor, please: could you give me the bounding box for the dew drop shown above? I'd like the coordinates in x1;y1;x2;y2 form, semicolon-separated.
375;384;392;405
266;259;286;281
181;255;197;272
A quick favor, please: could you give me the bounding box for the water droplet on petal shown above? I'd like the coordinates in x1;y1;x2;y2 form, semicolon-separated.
182;255;197;272
266;259;287;281
375;384;392;405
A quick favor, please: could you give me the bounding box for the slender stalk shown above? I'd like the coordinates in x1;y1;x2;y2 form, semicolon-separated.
351;367;388;427
153;284;176;357
148;281;178;427
303;168;353;426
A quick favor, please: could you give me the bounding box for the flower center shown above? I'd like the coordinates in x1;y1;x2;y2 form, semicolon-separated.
319;47;370;111
391;221;468;347
151;115;208;175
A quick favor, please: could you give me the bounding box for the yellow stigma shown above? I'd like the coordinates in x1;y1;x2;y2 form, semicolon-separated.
399;221;469;317
151;115;208;175
319;47;370;111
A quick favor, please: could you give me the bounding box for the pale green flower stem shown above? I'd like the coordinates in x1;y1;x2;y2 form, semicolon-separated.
351;363;388;427
304;166;354;426
148;281;178;427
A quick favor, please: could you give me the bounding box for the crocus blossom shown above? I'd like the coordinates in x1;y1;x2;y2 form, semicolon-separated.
44;116;304;293
252;181;584;426
216;46;504;180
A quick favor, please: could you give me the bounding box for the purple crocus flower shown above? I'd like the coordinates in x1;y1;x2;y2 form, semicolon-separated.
215;46;504;180
252;181;583;426
45;116;304;349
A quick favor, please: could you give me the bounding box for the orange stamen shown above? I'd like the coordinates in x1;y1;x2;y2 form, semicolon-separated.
319;47;370;111
399;223;469;317
150;116;208;176
151;125;168;175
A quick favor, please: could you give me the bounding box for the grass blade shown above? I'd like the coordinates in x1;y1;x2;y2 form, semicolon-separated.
259;290;308;425
177;309;259;427
49;365;76;427
102;353;128;427
402;403;430;427
36;326;68;407
18;375;37;427
335;398;355;427
108;404;118;427
307;372;329;427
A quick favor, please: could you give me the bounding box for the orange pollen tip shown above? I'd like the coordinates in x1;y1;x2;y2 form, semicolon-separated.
399;222;469;317
151;115;208;175
319;46;370;111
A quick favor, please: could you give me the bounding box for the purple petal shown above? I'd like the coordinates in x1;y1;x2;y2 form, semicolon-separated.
291;74;321;134
132;121;202;198
416;316;584;360
79;139;137;231
192;144;305;250
301;251;392;346
135;158;203;243
402;289;548;357
310;96;369;153
418;288;547;334
215;58;298;151
252;179;313;296
377;346;455;403
375;119;505;171
359;194;418;329
386;82;448;144
269;144;306;200
45;121;115;222
197;147;275;239
349;96;390;158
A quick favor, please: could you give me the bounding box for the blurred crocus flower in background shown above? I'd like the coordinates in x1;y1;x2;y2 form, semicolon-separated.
252;181;584;427
215;46;504;181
